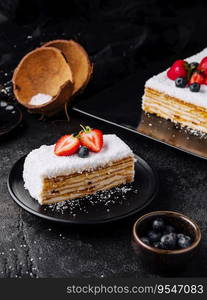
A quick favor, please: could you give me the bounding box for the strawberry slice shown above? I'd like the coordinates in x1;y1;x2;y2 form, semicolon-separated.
204;77;207;85
189;71;205;85
54;134;80;156
198;57;207;76
79;126;103;152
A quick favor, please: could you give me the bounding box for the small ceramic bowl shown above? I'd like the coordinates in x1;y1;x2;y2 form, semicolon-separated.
132;211;201;272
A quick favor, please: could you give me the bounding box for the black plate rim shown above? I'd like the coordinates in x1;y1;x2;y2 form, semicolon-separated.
73;107;207;161
7;154;159;225
0;103;23;136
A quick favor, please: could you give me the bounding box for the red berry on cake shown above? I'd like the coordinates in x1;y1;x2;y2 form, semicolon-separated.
79;125;103;152
54;134;80;156
198;56;207;76
189;71;205;85
167;60;188;80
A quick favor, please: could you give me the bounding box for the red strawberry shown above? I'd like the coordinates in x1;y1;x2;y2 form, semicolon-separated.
79;126;103;152
54;134;80;156
204;77;207;85
189;71;205;85
167;60;188;80
198;57;207;76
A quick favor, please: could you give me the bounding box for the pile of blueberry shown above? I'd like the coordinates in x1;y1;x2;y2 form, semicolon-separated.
140;217;192;250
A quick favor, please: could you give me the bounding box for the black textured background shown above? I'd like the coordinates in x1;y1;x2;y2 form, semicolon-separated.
1;0;207;279
1;0;207;97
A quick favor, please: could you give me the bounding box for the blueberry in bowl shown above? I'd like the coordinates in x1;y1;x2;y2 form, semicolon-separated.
132;211;201;272
140;216;193;251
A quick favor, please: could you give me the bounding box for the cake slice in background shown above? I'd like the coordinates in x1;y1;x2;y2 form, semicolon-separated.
142;48;207;133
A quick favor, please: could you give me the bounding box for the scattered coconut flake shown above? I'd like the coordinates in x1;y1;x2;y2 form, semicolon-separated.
184;127;207;139
5;105;14;110
44;183;138;215
0;101;7;107
29;93;52;106
0;80;13;98
174;123;207;139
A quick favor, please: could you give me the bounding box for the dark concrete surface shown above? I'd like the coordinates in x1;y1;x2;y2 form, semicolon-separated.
0;0;207;279
0;108;207;278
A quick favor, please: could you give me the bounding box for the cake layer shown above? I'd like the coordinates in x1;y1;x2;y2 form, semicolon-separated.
41;157;134;204
23;134;135;202
144;48;207;110
143;87;207;133
43;157;133;191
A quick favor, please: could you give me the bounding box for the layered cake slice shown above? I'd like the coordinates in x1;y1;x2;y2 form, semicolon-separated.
142;48;207;133
23;129;135;205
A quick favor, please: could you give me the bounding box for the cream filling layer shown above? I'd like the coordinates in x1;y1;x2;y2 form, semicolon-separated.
42;176;133;204
142;91;207;133
42;169;134;196
143;103;207;132
43;161;134;190
39;157;135;204
143;97;207;125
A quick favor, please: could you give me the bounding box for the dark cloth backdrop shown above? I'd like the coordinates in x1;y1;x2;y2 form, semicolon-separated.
0;0;207;98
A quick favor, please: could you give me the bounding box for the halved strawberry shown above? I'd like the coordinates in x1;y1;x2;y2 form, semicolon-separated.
79;126;103;152
54;134;80;156
198;57;207;76
189;71;205;85
204;77;207;85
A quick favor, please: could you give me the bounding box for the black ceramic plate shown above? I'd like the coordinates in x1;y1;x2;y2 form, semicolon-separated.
0;100;22;136
7;155;158;224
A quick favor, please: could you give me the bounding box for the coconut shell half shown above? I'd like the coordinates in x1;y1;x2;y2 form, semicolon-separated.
12;47;73;116
43;40;93;95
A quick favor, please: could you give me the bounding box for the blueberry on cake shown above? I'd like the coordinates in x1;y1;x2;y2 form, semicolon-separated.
142;48;207;133
23;126;135;205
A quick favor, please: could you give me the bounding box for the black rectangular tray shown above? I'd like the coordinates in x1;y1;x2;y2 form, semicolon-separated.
73;72;207;160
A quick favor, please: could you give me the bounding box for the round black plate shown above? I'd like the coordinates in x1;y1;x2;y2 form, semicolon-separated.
8;155;158;224
0;100;22;136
